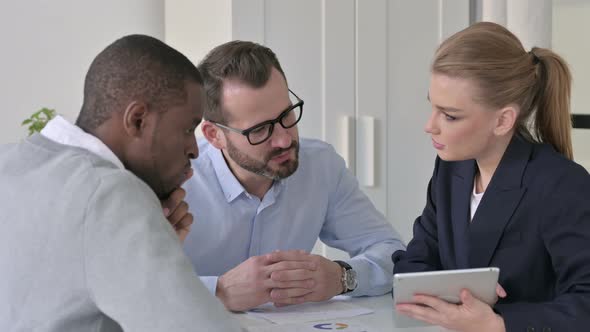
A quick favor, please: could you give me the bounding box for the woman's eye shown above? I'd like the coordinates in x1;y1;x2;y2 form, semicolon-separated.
442;112;457;121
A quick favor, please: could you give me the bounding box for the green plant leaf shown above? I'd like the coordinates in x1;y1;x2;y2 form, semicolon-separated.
22;107;57;136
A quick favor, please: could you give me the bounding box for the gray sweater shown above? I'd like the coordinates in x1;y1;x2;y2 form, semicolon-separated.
0;134;241;331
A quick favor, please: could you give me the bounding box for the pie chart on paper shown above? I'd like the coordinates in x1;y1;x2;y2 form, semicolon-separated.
313;323;349;330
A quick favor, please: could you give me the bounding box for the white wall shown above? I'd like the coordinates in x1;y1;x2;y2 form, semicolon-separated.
164;0;232;66
553;0;590;169
0;0;165;144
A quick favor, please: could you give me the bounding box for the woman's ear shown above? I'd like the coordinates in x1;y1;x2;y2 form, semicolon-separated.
122;101;151;137
201;121;226;149
494;105;518;136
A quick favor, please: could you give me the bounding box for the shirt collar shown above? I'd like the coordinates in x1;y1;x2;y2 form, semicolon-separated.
209;147;248;203
208;146;286;203
41;115;125;169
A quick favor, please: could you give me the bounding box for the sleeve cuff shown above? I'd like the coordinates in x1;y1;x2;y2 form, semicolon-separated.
199;276;219;295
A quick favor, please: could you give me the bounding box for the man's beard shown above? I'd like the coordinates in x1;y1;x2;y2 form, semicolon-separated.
225;139;300;180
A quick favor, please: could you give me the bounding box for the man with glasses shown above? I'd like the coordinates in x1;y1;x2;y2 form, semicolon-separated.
182;40;405;311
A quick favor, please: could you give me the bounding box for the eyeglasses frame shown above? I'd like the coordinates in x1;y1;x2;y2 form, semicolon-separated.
209;89;304;145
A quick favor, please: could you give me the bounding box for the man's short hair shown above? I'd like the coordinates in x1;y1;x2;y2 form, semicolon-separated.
197;40;286;124
76;34;202;131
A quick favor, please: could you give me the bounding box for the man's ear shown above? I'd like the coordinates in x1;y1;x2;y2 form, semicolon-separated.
201;121;226;149
494;105;518;136
122;101;150;137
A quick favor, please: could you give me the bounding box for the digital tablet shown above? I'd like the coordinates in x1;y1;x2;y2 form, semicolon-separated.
392;267;500;327
394;267;499;305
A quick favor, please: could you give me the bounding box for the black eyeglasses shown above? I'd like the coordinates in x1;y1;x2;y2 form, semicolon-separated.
211;89;304;145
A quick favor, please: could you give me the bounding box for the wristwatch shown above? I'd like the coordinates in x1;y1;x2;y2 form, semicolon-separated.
334;260;358;294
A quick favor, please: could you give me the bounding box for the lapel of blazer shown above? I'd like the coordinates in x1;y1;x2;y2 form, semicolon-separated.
468;136;531;267
451;160;476;269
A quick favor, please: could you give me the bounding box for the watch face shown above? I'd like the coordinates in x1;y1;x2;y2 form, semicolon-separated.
345;269;358;290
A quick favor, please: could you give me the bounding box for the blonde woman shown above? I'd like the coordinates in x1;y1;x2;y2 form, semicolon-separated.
393;22;590;331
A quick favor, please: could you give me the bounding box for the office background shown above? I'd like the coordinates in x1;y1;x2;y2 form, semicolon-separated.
1;0;588;249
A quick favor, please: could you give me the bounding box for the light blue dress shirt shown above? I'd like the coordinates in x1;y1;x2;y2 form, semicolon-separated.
183;138;405;297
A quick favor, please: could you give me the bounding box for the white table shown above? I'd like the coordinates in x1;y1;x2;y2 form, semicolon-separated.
232;294;444;331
